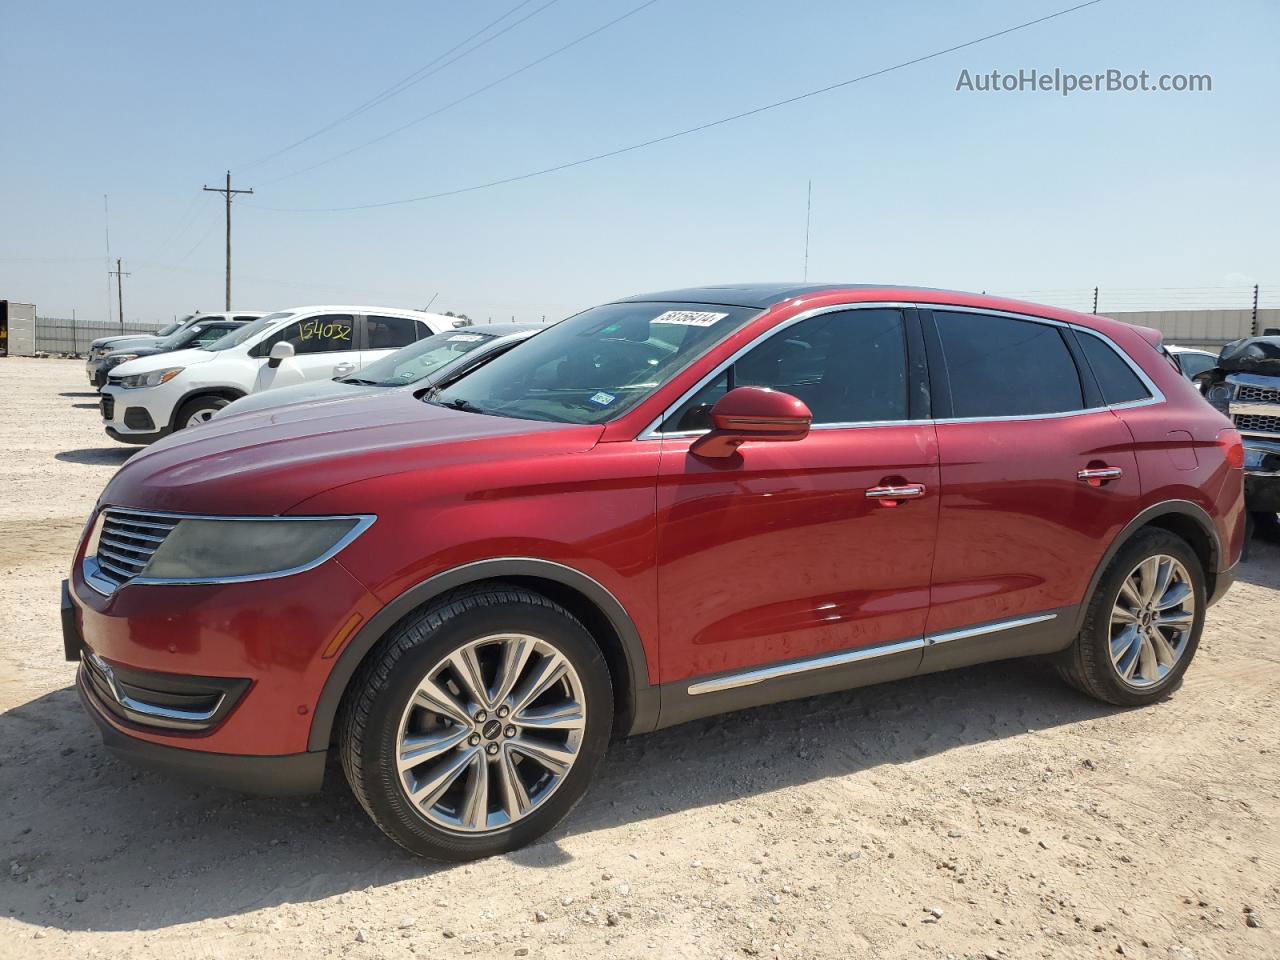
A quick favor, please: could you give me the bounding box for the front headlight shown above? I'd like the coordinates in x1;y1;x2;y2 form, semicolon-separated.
119;366;184;389
1206;383;1233;415
107;354;138;367
137;516;374;582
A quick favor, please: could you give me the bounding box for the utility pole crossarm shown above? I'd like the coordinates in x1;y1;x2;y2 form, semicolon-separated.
203;170;254;310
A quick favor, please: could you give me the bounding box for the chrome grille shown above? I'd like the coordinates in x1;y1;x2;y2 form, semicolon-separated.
1236;383;1280;404
1234;413;1280;435
89;509;180;591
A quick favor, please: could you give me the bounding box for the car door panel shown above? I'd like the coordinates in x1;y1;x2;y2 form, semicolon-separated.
656;426;939;684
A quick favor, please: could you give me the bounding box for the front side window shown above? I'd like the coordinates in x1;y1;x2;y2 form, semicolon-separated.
253;314;356;356
1077;331;1153;404
357;331;497;386
664;308;910;432
433;302;760;423
206;311;295;351
366;315;422;350
934;311;1083;418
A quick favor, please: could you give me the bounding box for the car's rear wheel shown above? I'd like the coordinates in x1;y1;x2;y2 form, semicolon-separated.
1057;529;1205;706
175;395;228;429
338;584;612;860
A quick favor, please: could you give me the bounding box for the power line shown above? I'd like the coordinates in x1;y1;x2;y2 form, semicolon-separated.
242;0;559;170
264;0;661;185
257;0;1107;213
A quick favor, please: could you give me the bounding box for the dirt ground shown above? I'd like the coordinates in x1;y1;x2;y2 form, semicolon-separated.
0;356;1277;960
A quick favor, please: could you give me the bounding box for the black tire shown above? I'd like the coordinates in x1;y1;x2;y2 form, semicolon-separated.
174;395;229;430
337;583;613;860
1057;529;1206;706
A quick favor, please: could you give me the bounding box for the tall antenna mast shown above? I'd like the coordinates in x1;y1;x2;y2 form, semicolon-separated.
803;179;812;281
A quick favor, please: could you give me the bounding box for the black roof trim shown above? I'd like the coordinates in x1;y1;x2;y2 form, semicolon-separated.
613;282;962;309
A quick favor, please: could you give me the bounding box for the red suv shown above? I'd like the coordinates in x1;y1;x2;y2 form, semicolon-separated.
63;284;1245;859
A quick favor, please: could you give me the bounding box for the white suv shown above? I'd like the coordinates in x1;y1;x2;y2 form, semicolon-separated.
100;305;463;444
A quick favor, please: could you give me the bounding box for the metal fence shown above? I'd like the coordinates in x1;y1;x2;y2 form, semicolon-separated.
34;317;167;356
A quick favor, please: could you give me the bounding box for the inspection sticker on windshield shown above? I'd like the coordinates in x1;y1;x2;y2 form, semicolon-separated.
651;310;728;327
448;334;484;342
589;391;617;406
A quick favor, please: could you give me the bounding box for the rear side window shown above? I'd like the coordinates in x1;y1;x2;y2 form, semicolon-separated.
366;315;422;349
1077;332;1153;404
934;311;1083;418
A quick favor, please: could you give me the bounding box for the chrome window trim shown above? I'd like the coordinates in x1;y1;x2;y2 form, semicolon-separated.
82;507;376;594
639;302;1166;440
639;301;921;440
685;612;1058;696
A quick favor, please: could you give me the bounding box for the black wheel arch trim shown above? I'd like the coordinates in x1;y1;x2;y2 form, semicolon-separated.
1072;499;1222;634
308;557;659;752
168;386;247;431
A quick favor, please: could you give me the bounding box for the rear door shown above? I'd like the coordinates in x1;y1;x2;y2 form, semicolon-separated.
359;314;426;369
920;307;1142;670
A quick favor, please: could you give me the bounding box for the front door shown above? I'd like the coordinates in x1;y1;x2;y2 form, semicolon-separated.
655;307;940;693
921;308;1142;670
361;314;427;369
251;313;359;391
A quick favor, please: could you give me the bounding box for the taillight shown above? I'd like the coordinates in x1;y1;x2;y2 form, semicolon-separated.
1216;428;1244;469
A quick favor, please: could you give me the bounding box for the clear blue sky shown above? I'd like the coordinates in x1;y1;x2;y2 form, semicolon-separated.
3;0;1277;324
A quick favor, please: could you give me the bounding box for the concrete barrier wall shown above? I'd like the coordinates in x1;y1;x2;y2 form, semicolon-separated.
1103;309;1280;348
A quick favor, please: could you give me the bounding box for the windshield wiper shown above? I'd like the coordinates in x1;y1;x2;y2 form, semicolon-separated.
338;376;378;385
442;397;485;413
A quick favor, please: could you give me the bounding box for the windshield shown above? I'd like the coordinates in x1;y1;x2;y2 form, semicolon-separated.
353;331;498;386
154;319;185;337
434;302;760;423
204;311;295;351
158;324;204;349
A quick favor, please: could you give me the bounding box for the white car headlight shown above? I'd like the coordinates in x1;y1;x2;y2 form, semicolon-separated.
119;366;184;389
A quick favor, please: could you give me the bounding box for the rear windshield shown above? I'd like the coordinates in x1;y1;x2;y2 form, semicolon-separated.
434;301;760;423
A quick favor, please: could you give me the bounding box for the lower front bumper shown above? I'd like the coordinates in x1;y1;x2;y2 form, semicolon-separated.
78;677;327;795
105;425;169;445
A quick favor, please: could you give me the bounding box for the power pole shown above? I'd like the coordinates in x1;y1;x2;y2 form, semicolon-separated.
1092;286;1099;315
109;258;131;331
203;171;253;310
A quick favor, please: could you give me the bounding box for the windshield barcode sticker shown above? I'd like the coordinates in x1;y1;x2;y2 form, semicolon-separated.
448;335;484;342
589;391;616;406
651;310;728;327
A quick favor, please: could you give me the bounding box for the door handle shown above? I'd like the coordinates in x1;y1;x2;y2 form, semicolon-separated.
333;362;356;375
1077;465;1123;486
866;483;927;506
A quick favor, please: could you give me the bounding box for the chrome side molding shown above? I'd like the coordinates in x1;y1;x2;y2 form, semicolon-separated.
685;612;1058;696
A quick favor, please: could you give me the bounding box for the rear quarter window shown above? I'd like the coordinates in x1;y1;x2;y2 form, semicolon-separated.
1077;332;1153;405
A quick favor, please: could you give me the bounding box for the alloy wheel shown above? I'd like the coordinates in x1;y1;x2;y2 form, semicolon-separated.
1109;554;1196;688
186;408;217;427
395;633;586;833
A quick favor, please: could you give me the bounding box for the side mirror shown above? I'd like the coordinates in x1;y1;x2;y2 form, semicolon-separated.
267;341;295;369
689;386;812;459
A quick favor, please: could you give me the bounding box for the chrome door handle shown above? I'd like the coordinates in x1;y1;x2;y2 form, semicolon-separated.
866;483;927;503
333;362;356;375
1077;466;1123;485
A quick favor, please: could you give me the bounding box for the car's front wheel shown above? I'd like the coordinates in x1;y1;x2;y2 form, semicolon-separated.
1057;529;1205;706
175;395;229;429
338;585;613;860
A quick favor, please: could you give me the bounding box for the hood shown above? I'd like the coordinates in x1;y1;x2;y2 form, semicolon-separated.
101;389;604;516
216;378;370;418
110;347;217;377
1218;336;1280;375
95;335;162;353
